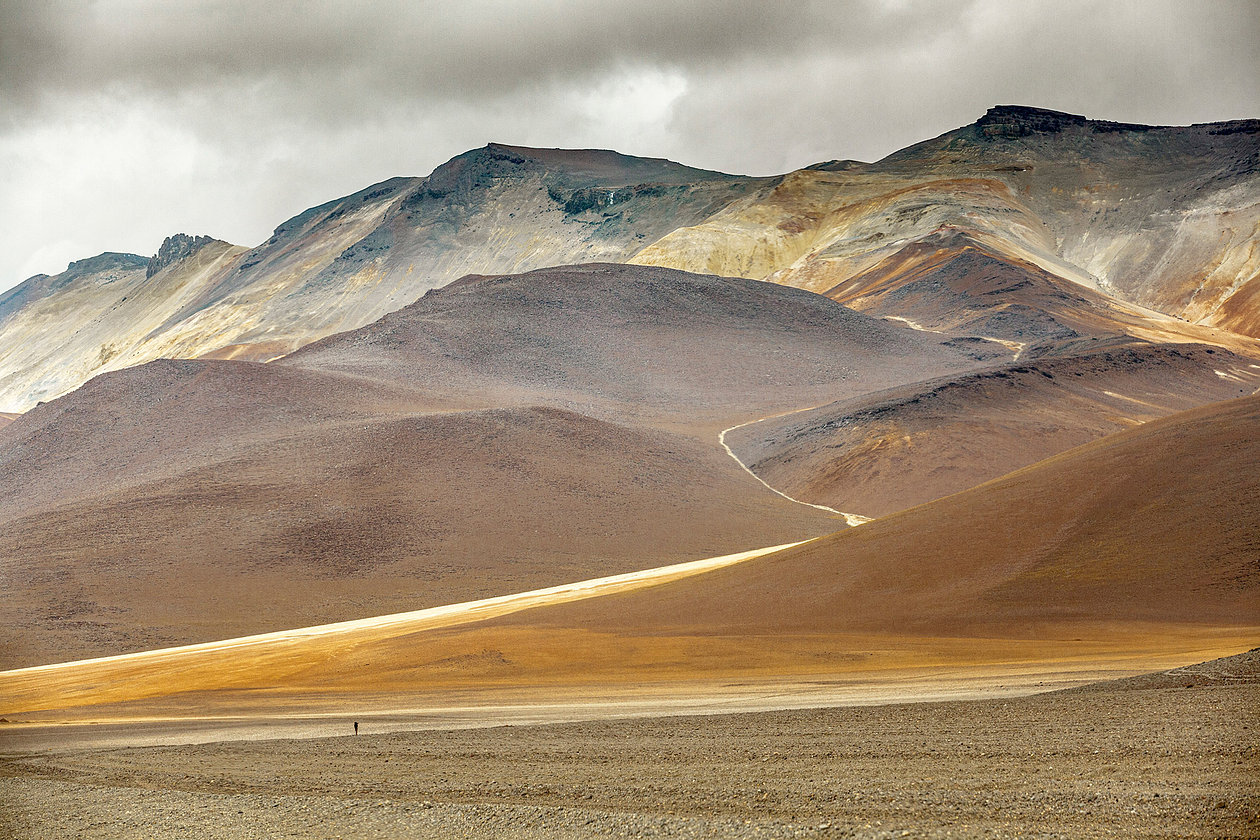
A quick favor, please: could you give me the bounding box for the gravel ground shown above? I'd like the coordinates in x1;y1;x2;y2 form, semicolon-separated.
1;657;1256;839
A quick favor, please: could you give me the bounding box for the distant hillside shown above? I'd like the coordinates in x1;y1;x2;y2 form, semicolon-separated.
560;391;1260;634
726;342;1260;517
633;105;1260;344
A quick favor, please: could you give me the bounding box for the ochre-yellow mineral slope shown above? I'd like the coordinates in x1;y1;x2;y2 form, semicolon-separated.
631;107;1260;343
633;171;1092;294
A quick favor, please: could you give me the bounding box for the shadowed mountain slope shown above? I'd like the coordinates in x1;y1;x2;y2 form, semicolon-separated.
0;404;835;669
280;263;986;426
725;342;1260;517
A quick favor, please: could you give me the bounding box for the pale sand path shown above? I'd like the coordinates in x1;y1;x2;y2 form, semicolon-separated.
882;314;1027;360
0;540;812;681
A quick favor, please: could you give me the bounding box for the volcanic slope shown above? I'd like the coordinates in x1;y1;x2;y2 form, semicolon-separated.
633;106;1260;340
0;264;985;668
0;147;772;412
725;342;1260;517
0;241;247;412
6;394;1257;717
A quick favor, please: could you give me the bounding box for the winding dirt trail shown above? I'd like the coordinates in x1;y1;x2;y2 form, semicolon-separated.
882;314;1026;360
718;408;871;526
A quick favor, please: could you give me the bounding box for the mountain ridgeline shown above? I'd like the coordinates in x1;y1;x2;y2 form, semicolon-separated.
0;146;773;412
1;106;1258;413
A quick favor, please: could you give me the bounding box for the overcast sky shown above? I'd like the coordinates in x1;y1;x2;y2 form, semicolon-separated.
2;0;1257;292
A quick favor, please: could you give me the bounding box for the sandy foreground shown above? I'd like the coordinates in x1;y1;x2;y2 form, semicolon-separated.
1;651;1256;840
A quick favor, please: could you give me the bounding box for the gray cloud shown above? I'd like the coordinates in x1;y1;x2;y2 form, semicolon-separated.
2;0;1257;289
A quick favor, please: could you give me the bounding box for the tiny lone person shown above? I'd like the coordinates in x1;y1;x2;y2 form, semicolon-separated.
354;721;359;735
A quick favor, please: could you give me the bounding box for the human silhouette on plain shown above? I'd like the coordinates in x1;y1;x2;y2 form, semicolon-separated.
354;721;359;735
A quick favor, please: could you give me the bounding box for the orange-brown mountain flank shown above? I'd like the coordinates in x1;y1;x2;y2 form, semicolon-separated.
822;228;1217;354
508;393;1260;644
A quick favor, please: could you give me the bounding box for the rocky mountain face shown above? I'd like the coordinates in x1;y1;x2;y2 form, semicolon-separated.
632;105;1260;346
146;234;218;278
0;240;245;411
0;146;771;411
2;110;1258;412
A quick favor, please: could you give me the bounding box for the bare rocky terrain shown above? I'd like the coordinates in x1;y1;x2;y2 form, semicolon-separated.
3;108;1257;414
3;263;986;668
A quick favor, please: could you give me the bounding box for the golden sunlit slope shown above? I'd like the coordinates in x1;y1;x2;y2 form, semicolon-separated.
633;171;1090;295
725;342;1260;517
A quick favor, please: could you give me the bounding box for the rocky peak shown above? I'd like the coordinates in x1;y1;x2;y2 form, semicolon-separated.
976;105;1160;139
804;159;869;172
976;106;1088;138
421;145;538;199
147;234;217;278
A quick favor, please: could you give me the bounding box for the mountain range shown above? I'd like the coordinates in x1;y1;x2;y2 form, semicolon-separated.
1;105;1257;718
2;105;1257;414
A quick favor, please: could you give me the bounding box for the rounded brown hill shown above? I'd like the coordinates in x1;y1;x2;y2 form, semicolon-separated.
0;401;835;669
281;262;985;426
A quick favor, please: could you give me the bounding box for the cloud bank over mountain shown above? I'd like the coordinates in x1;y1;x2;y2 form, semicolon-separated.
3;0;1257;288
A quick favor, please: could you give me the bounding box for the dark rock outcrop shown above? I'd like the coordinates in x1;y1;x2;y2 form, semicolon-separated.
147;234;217;278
